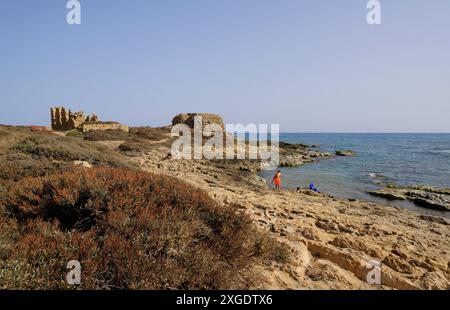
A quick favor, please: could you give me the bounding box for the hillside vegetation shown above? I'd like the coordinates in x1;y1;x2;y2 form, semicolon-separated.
0;126;287;289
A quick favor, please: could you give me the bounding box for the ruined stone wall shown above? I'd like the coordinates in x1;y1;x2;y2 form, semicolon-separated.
85;114;99;123
68;111;86;130
172;113;225;130
51;107;71;131
81;122;129;133
51;107;103;131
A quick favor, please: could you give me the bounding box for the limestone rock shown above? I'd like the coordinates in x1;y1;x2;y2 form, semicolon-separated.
73;161;93;168
383;253;414;274
278;142;331;168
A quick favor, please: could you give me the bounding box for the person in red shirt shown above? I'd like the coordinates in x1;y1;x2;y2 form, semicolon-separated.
272;171;282;190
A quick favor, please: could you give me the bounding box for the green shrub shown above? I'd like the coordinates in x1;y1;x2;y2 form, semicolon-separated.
12;139;35;153
66;130;83;138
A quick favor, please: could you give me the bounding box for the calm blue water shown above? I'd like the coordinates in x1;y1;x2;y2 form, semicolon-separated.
259;133;450;217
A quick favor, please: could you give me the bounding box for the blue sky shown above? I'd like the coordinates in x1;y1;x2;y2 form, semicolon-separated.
1;0;449;132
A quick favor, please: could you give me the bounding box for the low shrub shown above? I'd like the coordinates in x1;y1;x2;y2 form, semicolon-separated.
66;130;84;138
83;127;170;143
0;152;72;182
83;130;130;141
82;127;173;155
0;128;133;184
129;127;170;141
10;134;131;167
0;167;287;289
117;140;161;154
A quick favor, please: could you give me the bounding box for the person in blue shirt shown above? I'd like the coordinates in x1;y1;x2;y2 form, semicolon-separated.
309;183;320;193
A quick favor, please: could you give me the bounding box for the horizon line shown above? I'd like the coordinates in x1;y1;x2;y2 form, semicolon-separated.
1;123;450;135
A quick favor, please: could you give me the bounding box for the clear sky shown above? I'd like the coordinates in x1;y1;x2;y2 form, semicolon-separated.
1;0;449;132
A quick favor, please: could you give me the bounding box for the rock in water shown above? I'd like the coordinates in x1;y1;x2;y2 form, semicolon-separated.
335;150;356;156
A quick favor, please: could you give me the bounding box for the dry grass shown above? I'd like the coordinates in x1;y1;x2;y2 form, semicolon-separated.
82;127;170;143
82;127;173;155
82;129;131;142
0;125;133;184
129;126;171;141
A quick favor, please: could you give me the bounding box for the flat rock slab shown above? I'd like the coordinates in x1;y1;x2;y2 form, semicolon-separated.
368;186;450;211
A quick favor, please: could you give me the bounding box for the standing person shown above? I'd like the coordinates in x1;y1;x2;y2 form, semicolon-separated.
272;170;282;190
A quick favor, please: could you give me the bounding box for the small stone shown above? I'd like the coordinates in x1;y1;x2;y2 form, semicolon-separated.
73;161;92;168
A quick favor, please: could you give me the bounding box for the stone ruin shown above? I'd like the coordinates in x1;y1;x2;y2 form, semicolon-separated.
81;121;129;133
50;107;128;132
50;107;96;131
172;113;225;131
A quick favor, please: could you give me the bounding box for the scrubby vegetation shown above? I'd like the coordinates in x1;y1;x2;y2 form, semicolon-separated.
82;127;174;155
129;126;171;140
11;135;126;165
0;167;287;289
0;126;132;184
0;125;288;289
82;127;170;143
82;129;131;141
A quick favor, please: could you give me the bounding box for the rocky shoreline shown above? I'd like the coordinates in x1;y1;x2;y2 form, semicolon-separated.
278;142;332;167
131;134;450;290
5;120;447;290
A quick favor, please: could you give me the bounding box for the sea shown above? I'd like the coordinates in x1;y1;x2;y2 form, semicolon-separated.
259;133;450;218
